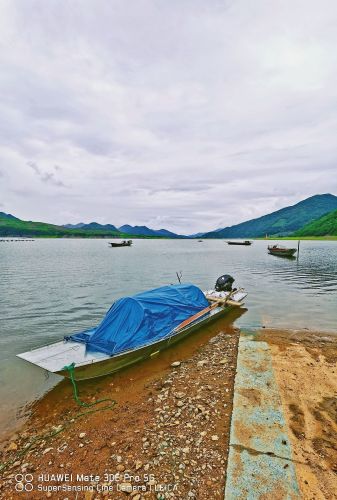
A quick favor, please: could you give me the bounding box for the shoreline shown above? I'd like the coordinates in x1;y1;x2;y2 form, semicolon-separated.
1;325;337;499
0;312;242;499
1;236;337;240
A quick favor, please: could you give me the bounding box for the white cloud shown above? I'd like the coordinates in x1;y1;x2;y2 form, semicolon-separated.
0;0;337;233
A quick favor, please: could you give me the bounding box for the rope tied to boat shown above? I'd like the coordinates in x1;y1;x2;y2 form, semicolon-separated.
62;362;116;408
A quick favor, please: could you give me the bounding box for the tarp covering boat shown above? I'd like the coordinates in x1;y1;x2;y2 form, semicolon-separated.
66;284;209;356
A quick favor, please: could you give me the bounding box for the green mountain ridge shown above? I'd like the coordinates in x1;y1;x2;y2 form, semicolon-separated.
2;193;337;238
293;209;337;237
202;194;337;238
0;212;184;239
0;213;131;238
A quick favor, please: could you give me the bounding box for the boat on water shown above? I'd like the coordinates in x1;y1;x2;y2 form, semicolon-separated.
268;244;297;257
109;240;132;247
227;240;252;246
17;275;247;380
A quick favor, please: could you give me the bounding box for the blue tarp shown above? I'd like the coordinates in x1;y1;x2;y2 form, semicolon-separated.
67;284;209;356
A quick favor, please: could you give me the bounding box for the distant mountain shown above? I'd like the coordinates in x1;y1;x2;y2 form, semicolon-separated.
78;222;118;232
119;224;182;238
0;213;122;238
0;213;181;238
119;224;154;236
63;223;86;229
293;209;337;237
64;222;118;231
0;212;20;221
155;228;182;238
3;193;336;239
62;223;182;238
188;232;205;238
202;194;337;238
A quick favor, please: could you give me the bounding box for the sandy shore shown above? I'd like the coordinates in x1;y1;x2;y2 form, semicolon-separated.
1;322;336;499
257;329;337;499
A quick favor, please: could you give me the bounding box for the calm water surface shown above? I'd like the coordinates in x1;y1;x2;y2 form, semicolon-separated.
1;238;336;438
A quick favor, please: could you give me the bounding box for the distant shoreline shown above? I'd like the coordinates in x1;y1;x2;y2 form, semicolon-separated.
1;235;336;240
257;235;337;241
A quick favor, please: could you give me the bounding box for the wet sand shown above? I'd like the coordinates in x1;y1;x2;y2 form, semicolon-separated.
1;322;336;499
257;329;337;500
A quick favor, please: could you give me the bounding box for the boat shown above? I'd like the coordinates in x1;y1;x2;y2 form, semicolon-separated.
109;240;132;247
268;244;297;257
17;276;247;381
227;240;252;246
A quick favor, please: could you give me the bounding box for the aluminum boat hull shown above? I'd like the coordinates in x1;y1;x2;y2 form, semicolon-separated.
17;290;246;381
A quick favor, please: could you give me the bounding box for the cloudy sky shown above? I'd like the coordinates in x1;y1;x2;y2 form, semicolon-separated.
0;0;337;233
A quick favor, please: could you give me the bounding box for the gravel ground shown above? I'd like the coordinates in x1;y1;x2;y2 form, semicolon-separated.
0;327;240;499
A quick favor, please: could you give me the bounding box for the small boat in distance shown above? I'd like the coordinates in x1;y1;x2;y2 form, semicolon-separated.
17;276;247;381
268;244;297;257
109;240;132;247
227;240;252;246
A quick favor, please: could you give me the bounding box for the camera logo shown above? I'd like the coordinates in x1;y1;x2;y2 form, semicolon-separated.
15;474;34;492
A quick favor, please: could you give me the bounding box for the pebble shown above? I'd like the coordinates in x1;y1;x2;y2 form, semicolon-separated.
174;391;185;399
119;482;132;492
42;448;53;455
79;432;86;439
7;442;18;452
171;361;181;367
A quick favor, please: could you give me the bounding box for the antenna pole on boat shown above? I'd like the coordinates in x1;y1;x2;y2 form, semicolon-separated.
176;271;182;284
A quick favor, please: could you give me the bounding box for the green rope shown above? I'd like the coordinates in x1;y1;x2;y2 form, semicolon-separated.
63;362;113;407
0;363;116;473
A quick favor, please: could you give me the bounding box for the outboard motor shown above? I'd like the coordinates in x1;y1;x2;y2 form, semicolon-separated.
215;274;235;292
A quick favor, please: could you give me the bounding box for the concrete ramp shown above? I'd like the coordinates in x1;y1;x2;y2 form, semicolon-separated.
225;333;301;499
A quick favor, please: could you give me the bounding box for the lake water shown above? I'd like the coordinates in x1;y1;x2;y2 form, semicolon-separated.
1;238;336;439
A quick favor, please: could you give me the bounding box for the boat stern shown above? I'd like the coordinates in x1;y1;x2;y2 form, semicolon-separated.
17;340;108;375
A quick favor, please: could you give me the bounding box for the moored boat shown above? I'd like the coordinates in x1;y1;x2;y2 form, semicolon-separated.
17;276;247;380
109;240;132;247
227;240;252;246
268;244;297;257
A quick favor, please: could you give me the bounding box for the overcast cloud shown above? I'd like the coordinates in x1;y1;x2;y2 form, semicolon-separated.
0;0;337;233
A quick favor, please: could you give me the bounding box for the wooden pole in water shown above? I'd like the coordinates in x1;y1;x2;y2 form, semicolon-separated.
297;240;300;259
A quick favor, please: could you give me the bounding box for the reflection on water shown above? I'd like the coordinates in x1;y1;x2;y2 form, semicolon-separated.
0;238;336;438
